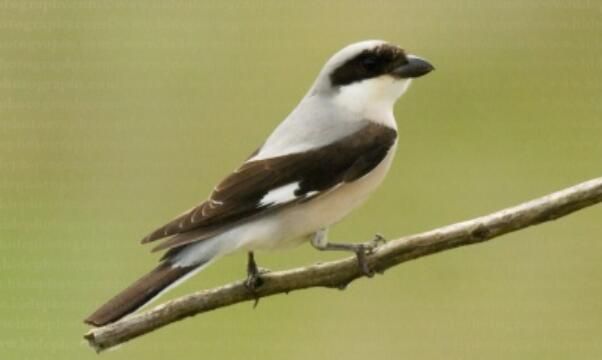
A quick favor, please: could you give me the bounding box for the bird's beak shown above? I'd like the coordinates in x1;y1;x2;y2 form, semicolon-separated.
394;55;434;78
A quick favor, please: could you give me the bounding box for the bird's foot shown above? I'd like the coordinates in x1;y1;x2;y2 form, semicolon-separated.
245;267;270;290
354;234;386;277
368;233;387;250
310;231;387;278
245;252;270;307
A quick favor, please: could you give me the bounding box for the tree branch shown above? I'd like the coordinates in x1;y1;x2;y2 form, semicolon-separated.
85;177;602;352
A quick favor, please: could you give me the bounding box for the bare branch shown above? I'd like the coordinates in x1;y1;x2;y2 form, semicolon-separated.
85;177;602;352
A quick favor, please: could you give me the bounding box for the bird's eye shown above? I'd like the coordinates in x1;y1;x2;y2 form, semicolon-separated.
361;56;379;71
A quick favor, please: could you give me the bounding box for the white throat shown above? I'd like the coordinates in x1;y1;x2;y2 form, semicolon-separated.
333;77;411;128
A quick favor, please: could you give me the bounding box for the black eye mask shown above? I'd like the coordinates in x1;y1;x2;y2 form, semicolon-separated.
330;45;408;87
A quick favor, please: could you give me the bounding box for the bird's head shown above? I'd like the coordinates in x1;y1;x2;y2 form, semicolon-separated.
311;40;434;117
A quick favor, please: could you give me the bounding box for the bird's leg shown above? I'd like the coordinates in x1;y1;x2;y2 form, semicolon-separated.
245;251;264;289
244;251;270;307
310;229;385;277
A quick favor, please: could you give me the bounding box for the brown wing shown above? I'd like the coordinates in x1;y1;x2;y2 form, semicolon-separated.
142;121;397;252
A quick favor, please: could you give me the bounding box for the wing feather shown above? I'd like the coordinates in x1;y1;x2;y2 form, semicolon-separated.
141;121;397;251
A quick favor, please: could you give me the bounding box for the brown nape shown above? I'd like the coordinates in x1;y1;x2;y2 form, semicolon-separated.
330;44;408;87
84;262;198;327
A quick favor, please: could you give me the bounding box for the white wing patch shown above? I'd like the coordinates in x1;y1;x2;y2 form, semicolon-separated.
259;182;301;206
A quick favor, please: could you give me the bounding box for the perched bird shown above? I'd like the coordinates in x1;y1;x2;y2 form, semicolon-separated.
85;40;433;327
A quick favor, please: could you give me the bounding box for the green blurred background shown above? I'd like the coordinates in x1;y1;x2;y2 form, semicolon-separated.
1;0;601;359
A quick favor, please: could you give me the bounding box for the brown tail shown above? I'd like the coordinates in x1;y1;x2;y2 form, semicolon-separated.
84;262;199;327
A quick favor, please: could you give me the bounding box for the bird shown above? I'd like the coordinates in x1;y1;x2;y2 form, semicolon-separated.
85;40;434;327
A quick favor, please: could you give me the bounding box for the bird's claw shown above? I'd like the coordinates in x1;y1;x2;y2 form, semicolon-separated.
363;233;387;254
354;234;386;276
245;252;270;308
354;244;374;277
372;233;387;246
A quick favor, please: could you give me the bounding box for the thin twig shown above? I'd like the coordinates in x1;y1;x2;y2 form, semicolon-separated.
85;177;602;352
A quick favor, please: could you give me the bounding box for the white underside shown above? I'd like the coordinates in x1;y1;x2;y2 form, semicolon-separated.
174;141;397;267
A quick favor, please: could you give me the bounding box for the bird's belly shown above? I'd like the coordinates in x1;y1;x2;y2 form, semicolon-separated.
240;142;398;250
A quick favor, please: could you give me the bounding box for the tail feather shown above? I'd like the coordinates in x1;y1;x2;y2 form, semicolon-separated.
84;262;199;327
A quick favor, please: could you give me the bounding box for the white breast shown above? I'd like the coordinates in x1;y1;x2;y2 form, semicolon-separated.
240;140;398;250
